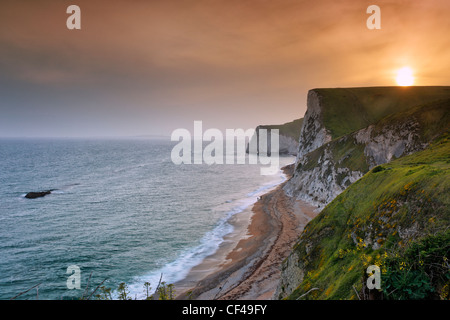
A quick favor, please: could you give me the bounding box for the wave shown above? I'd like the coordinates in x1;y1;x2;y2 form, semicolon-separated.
50;190;65;194
126;216;234;299
125;167;288;299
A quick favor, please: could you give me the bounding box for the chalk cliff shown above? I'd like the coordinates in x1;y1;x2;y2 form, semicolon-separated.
283;87;450;208
275;87;450;300
247;118;303;156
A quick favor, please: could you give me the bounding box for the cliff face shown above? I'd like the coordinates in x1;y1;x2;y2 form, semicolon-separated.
295;90;332;161
278;134;300;155
247;118;303;156
284;88;450;208
284;113;429;207
276;87;450;300
275;133;450;300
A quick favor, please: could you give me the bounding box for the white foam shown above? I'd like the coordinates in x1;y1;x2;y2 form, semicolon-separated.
125;166;288;299
125;218;233;299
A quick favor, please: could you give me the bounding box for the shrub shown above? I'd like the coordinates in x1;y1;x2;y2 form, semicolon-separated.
382;230;449;300
372;165;385;173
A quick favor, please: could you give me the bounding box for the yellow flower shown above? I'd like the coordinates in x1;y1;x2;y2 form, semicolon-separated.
304;282;311;291
440;283;449;300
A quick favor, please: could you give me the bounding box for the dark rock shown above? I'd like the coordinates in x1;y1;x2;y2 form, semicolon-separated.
25;190;55;199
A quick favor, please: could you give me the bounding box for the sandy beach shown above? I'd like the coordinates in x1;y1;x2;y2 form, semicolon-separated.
175;164;318;300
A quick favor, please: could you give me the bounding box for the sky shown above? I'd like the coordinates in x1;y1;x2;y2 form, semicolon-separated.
0;0;449;138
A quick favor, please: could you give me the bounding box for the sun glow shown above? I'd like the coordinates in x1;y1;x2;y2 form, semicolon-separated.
396;67;414;86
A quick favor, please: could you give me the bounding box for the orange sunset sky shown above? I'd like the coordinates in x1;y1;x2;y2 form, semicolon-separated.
0;0;449;137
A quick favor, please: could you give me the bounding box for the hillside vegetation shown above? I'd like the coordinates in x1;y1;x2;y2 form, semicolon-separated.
316;86;450;139
281;133;450;300
285;87;450;208
297;98;450;175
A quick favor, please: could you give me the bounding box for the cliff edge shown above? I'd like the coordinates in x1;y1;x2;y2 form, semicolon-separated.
284;87;450;208
276;86;450;300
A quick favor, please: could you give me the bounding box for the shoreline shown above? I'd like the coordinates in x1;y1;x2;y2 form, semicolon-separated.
175;164;318;300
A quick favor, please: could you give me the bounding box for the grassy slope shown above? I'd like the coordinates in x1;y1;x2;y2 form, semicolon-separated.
286;132;450;300
315;86;450;139
297;98;450;175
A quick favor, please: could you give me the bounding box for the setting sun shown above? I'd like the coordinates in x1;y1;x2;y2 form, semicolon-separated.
396;67;415;86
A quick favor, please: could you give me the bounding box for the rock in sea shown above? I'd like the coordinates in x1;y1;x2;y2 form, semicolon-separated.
24;190;54;199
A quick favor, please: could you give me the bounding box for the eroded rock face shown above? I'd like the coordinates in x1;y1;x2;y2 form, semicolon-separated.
356;118;427;169
295;90;332;162
275;90;449;300
278;135;299;156
284;143;364;208
273;251;304;300
247;119;303;156
284;89;430;209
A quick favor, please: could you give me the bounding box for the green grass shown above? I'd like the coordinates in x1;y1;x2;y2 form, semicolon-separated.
286;132;450;300
370;98;450;142
296;97;450;176
314;86;450;139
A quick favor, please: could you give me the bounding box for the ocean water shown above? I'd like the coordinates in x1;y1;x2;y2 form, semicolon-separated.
0;138;293;300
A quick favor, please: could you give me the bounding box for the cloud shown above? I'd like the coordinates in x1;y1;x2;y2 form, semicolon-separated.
0;0;449;137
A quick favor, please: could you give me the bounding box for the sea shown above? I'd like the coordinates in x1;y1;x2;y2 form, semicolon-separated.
0;138;293;300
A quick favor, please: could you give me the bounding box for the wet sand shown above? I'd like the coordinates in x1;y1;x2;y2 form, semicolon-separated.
175;165;318;300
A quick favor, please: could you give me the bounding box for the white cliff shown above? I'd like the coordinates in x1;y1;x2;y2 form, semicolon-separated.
284;89;441;209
